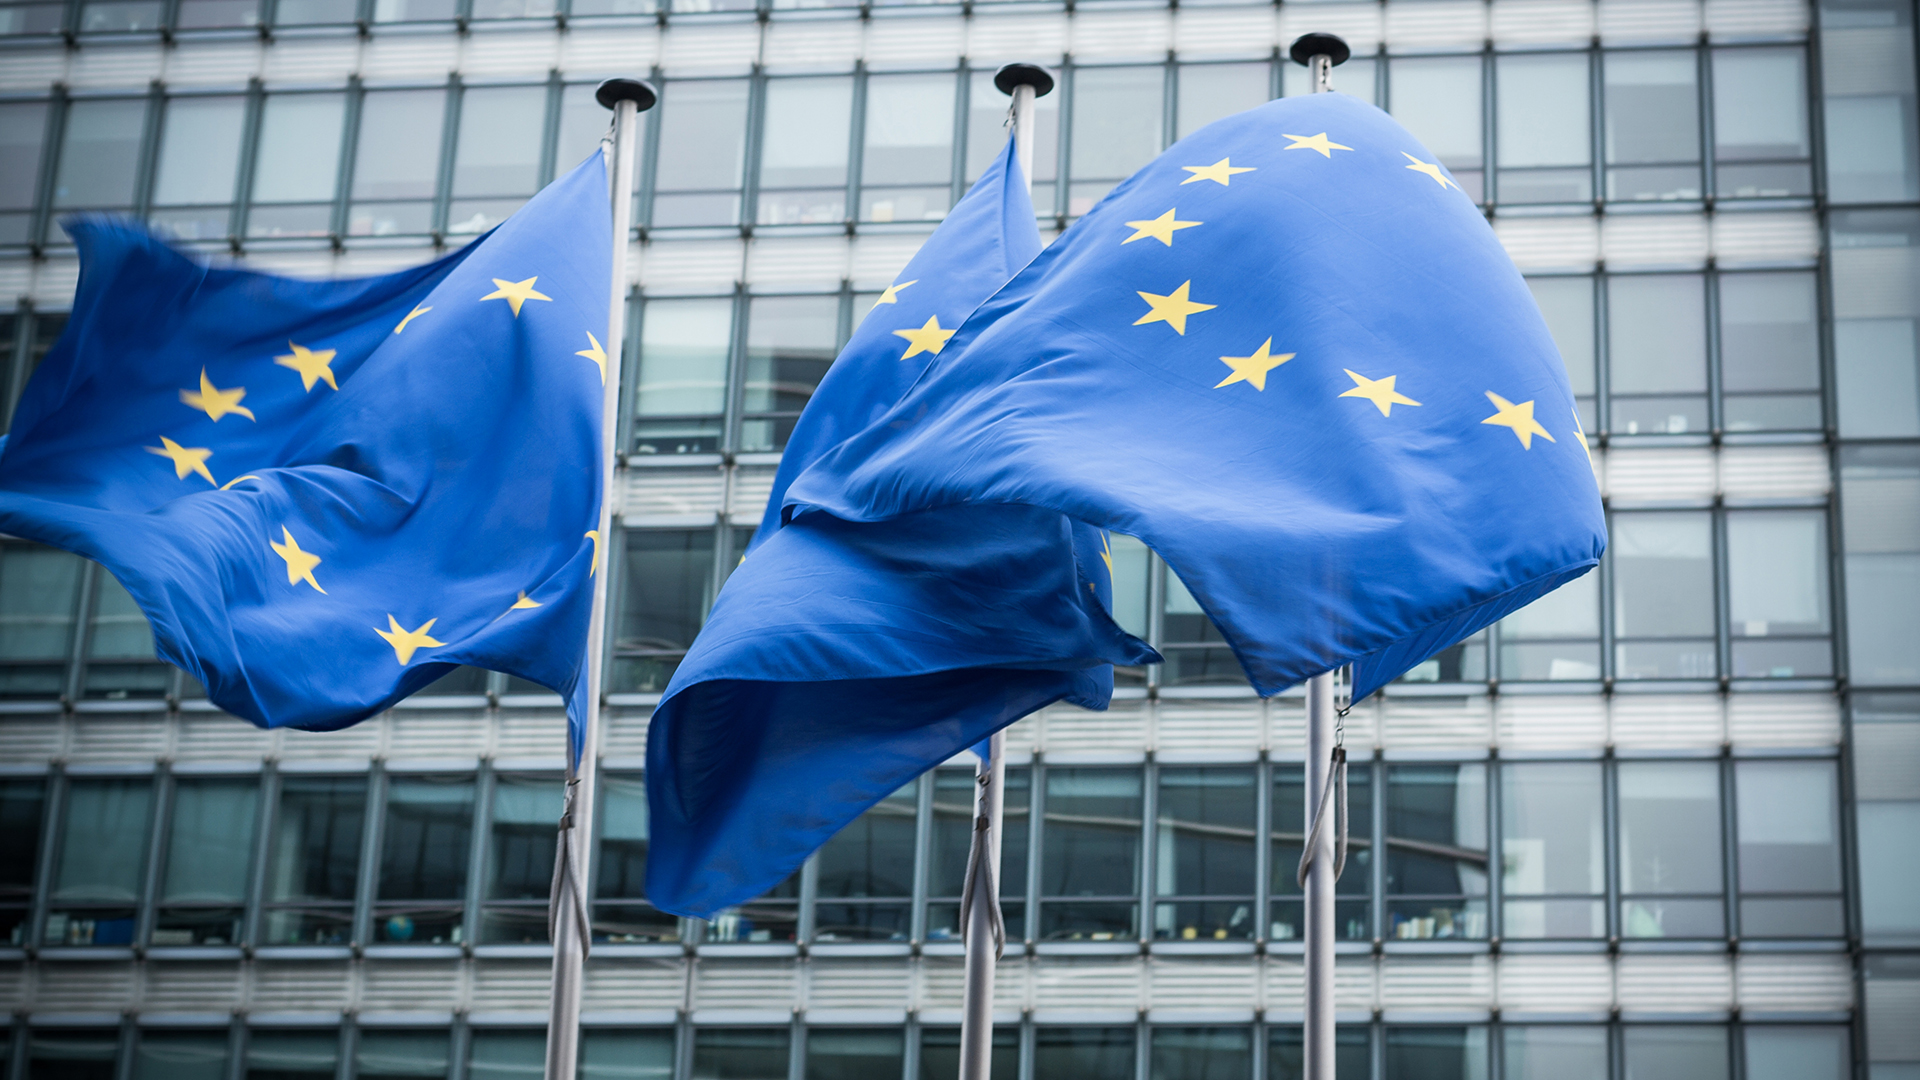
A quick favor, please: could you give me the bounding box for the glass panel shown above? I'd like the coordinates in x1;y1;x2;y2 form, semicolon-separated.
926;766;1027;940
1501;1026;1606;1080
740;294;836;453
632;297;730;456
690;1029;788;1080
967;69;1059;208
1068;66;1164;215
135;1033;228;1080
1719;272;1820;432
80;1;162;31
861;72;955;223
1727;510;1830;678
1611;512;1715;681
918;1029;1015;1080
470;0;553;18
0;544;83;697
264;776;363;945
274;0;357;24
1041;767;1141;940
1385;765;1488;940
804;1029;900;1080
580;1032;674;1080
1619;1026;1726;1080
244;1033;336;1080
250;93;345;239
0;4;67;35
652;80;750;228
1712;47;1811;198
1603;51;1701;202
354;1032;448;1080
448;85;546;236
1501;763;1603;939
1742;1026;1849;1080
1736;760;1843;937
1107;533;1150;649
1820;0;1920;203
1149;1027;1249;1080
84;570;169;700
175;0;259;27
150;95;245;240
1390;56;1484;202
0;100;49;244
1496;54;1591;204
1607;275;1707;435
1831;210;1920;438
1843;447;1920;686
1033;1029;1134;1079
1382;1027;1488;1080
349;89;446;237
610;529;716;693
154;778;256;945
376;775;473;944
813;781;915;942
0;778;45;944
757;77;851;226
53;98;147;211
1526;277;1595;427
1176;63;1270;140
49;777;152;944
1267;1027;1369;1080
1272;764;1372;941
467;1033;541;1080
371;0;455;23
1153;767;1254;941
479;774;560;944
1619;761;1724;938
555;84;608;177
1497;572;1600;681
594;774;676;943
30;1032;119;1080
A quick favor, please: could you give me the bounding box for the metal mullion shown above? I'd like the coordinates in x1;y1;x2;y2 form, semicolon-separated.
241;765;279;948
846;62;868;227
1024;761;1044;945
65;561;100;704
1253;757;1270;944
136;764;176;947
446;1016;471;1080
432;75;464;242
1590;44;1605;209
465;762;495;945
1603;756;1619;942
1706;268;1725;438
225;1016;246;1080
336;1018;358;1080
796;846;818;943
787;1016;804;1080
353;764;388;947
333;79;365;242
28;766;67;947
1138;761;1157;943
950;66;969;207
1371;757;1385;943
1160;57;1175;151
1698;43;1716;206
537;71;564;189
1481;47;1495;211
30;89;67;252
1487;757;1502;944
1134;1019;1148;1080
132;83;166;220
634;65;665;232
1052;62;1072;221
6;302;35;426
741;67;769;232
1144;553;1165;694
901;1014;919;1080
614;289;640;457
113;1016;136;1080
910;771;933;945
229;78;266;244
721;286;750;456
1713;506;1732;684
1719;755;1738;942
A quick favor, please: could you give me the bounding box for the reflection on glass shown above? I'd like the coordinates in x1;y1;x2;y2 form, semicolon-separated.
54;98;147;211
264;776;365;945
46;777;152;945
274;0;356;24
0;3;67;35
1385;765;1487;940
691;1030;788;1079
1391;56;1483;202
919;1029;1016;1080
1268;1027;1370;1080
0;544;83;697
580;1032;673;1080
1713;47;1812;198
31;1032;120;1080
250;94;346;238
1502;1026;1605;1080
1742;1026;1850;1080
1727;510;1831;678
349;89;446;237
1603;51;1701;201
968;70;1058;211
1820;0;1920;204
1272;764;1371;941
813;782;915;942
1177;63;1270;140
610;530;715;693
1496;54;1591;204
448;86;545;236
80;1;162;31
1068;66;1164;216
371;0;455;23
1720;272;1821;432
1608;275;1707;435
1526;277;1596;430
741;295;837;453
1150;1028;1249;1080
1619;761;1723;938
84;571;169;700
651;80;750;228
861;73;955;223
0;101;48;244
1736;760;1843;937
466;1032;541;1080
244;1033;337;1080
758;77;851;226
805;1029;901;1080
1498;573;1600;681
1041;768;1140;940
154;778;257;945
354;1032;448;1080
1620;1026;1727;1080
632;297;730;455
594;774;678;942
1162;568;1239;686
1153;768;1254;940
1611;512;1715;680
1501;763;1603;938
175;0;258;27
149;96;245;241
375;776;474;944
134;1033;227;1080
1382;1027;1487;1080
480;774;561;943
0;778;45;945
1033;1028;1134;1079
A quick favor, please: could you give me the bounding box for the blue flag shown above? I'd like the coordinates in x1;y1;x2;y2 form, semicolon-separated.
0;154;612;754
788;93;1607;704
644;138;1155;918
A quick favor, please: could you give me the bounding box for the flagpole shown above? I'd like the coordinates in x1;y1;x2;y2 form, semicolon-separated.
954;62;1053;1080
543;76;655;1080
1288;34;1352;1080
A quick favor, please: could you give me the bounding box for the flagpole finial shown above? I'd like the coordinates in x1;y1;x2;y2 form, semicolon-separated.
1288;32;1351;66
595;78;658;112
993;62;1056;98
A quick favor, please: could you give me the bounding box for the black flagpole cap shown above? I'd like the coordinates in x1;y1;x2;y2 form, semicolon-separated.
1288;32;1352;67
595;78;659;112
994;63;1056;98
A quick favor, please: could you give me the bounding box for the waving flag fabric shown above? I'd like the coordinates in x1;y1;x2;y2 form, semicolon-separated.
787;93;1607;705
0;153;612;750
645;138;1155;918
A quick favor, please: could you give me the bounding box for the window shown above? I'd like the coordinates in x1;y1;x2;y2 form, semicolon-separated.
1033;1028;1134;1079
594;773;679;943
631;298;732;456
244;1032;338;1080
1603;51;1702;202
1841;458;1920;689
1040;768;1142;940
580;1032;674;1080
691;1029;788;1080
860;73;956;223
650;80;751;228
804;1029;901;1080
1719;272;1821;432
466;1032;542;1080
481;773;561;943
926;765;1028;941
1525;277;1596;432
373;0;454;25
1385;765;1487;940
46;776;153;945
1619;1026;1726;1080
1819;0;1920;203
375;775;474;944
1497;571;1601;681
740;295;838;454
52;98;148;215
1618;761;1724;938
1496;54;1591;205
1607;274;1708;436
0;101;49;245
154;777;258;945
1712;47;1812;199
1501;763;1603;939
135;1032;229;1080
1382;1027;1487;1080
1854;694;1920;942
1153;767;1255;941
348;89;447;238
1067;66;1165;216
1268;1026;1369;1080
1743;1026;1850;1080
1150;1027;1250;1080
83;569;170;700
1161;567;1237;686
1175;63;1270;141
1610;512;1715;680
1106;534;1150;686
448;85;546;236
354;1031;449;1080
1273;763;1371;941
704;867;799;944
79;0;162;32
1831;210;1920;439
610;529;718;693
967;70;1058;214
149;95;246;241
1390;56;1484;202
1501;1026;1606;1080
0;777;44;945
0;2;66;36
249;93;347;239
30;1031;120;1080
176;0;258;28
758;77;853;226
263;775;365;946
1736;760;1844;937
0;543;84;697
1726;510;1831;678
813;780;916;942
918;1029;1015;1080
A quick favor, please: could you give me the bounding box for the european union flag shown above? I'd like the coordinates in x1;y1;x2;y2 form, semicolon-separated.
0;154;612;748
789;93;1607;704
645;138;1155;918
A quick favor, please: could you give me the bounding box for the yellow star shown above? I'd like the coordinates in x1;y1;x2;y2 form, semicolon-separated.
1481;392;1557;449
1402;152;1458;190
220;475;261;491
875;280;917;305
1122;209;1203;247
1180;158;1256;186
1571;407;1593;463
374;615;443;666
481;277;553;317
1099;533;1113;578
1340;370;1421;417
1133;281;1217;336
510;591;542;610
576;332;608;385
145;437;217;485
275;341;338;392
394;305;431;334
268;526;326;593
179;368;255;423
1283;132;1354;159
585;530;601;576
893;316;958;359
1214;338;1295;391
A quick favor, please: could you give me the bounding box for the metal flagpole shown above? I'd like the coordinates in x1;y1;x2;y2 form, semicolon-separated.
1289;34;1353;1080
543;76;656;1080
955;62;1053;1080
